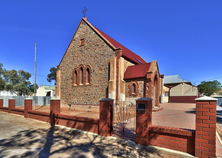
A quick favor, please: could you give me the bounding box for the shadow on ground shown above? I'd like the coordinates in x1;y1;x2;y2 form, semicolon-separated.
185;108;196;114
0;125;164;158
113;123;136;142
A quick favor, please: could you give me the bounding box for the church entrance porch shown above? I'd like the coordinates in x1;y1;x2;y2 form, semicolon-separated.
112;101;136;141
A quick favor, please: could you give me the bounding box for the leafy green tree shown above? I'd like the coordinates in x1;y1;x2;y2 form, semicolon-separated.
0;77;5;90
47;67;57;85
28;83;38;94
0;63;5;90
0;63;3;74
3;69;32;96
198;80;222;96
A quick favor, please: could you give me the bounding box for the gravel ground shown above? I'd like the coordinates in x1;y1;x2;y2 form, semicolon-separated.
0;111;195;158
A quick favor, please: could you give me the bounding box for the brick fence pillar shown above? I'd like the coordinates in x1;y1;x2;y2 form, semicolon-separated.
195;96;217;158
50;98;60;126
99;98;114;137
24;99;32;118
136;97;152;146
8;99;15;113
0;99;3;107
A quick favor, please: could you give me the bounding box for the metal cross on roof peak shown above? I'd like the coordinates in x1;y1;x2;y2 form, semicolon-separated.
82;7;87;17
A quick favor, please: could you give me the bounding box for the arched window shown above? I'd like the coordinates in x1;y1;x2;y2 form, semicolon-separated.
73;69;78;86
73;65;92;87
80;67;83;85
132;83;136;94
85;65;92;86
86;68;90;84
74;71;77;85
129;81;138;96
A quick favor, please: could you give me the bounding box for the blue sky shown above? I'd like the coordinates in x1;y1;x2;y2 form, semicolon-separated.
0;0;222;86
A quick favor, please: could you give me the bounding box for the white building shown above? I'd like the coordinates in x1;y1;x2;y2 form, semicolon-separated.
0;90;17;96
163;75;199;103
36;85;55;97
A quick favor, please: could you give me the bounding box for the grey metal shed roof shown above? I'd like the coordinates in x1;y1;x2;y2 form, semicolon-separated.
164;75;190;84
42;85;55;90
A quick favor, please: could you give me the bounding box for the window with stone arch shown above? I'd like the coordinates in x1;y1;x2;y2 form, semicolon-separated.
129;81;139;96
80;67;83;85
73;64;92;87
85;65;92;85
132;83;136;94
73;68;78;86
86;69;90;84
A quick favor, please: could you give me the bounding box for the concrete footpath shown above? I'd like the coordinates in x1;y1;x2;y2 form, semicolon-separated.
0;111;194;158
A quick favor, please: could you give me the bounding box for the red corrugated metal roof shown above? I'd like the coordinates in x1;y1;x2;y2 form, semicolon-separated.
93;26;146;64
124;63;151;79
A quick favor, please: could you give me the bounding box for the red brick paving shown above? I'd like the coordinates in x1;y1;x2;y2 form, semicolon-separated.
153;103;196;129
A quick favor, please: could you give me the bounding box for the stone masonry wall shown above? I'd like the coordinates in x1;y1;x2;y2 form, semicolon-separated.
59;21;115;105
124;59;134;72
125;79;144;98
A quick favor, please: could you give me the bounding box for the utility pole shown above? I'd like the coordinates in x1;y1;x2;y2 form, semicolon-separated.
34;42;37;110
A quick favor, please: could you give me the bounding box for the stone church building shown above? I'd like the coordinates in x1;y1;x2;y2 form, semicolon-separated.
56;17;164;106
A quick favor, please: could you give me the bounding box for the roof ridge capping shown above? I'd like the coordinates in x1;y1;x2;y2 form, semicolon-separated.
128;62;151;67
82;17;116;50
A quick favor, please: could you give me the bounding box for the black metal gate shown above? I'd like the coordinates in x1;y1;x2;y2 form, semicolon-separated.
113;101;136;141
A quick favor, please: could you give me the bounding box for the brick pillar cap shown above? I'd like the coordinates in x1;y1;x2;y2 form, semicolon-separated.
25;98;33;100
100;98;114;101
195;96;218;101
136;97;152;101
50;98;60;101
8;98;15;100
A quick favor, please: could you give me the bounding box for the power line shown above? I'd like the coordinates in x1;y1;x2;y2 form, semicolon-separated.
30;74;47;77
195;76;222;82
193;76;222;86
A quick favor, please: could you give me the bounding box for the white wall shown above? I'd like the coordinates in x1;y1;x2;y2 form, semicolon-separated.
0;90;17;96
36;86;55;97
170;83;198;96
36;86;47;96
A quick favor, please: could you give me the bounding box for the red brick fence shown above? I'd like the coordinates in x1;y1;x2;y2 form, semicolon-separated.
135;97;217;157
0;97;217;157
0;98;112;136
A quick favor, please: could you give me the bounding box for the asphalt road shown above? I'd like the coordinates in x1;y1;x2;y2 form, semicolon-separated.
0;111;194;158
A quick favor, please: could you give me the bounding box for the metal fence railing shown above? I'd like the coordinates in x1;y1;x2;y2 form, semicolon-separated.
0;96;53;107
